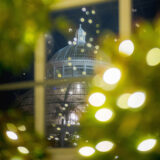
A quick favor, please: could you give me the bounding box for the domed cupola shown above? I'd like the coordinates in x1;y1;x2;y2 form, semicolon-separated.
47;25;103;79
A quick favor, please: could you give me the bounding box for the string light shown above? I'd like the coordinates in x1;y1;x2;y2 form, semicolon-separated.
91;10;96;15
103;68;121;85
95;108;113;122
146;48;160;66
68;28;73;32
17;125;26;131
119;40;134;56
68;41;72;45
17;146;29;154
82;7;86;12
137;139;157;152
96;141;114;152
117;93;131;109
128;92;146;108
88;19;93;24
80;18;85;22
88;92;106;107
79;146;95;157
87;43;92;48
6;131;18;140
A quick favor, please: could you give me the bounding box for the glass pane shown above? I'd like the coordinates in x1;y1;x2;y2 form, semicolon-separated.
45;0;118;147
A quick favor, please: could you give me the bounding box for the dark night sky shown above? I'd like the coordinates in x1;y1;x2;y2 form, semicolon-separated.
0;0;160;110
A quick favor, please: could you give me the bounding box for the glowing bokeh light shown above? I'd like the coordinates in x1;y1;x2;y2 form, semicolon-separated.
146;48;160;66
96;141;114;152
103;68;121;85
88;19;93;24
117;93;131;109
82;7;86;12
95;108;113;122
87;43;92;48
68;41;72;45
18;125;26;131
17;146;29;154
128;92;146;108
137;139;157;152
91;10;96;14
6;131;18;140
119;40;134;56
96;30;100;34
79;146;95;157
88;92;106;107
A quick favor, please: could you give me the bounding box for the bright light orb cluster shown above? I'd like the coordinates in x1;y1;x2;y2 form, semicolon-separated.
88;92;106;107
103;68;121;85
128;92;146;108
96;141;114;152
95;108;113;122
117;93;131;109
6;131;18;140
137;139;157;152
79;146;95;157
17;146;29;154
119;40;134;56
146;48;160;66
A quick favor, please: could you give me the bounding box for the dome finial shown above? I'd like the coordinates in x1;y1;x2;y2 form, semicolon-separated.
75;24;86;45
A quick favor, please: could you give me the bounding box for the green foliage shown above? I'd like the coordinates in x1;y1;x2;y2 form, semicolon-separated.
79;19;160;160
0;109;49;160
0;0;56;72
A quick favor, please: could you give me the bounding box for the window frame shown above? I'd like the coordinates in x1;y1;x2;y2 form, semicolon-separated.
0;0;132;159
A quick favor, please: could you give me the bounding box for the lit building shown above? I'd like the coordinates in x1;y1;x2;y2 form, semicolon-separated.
20;25;106;147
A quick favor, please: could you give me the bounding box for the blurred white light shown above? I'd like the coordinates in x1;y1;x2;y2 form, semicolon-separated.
6;131;18;140
89;37;94;42
117;93;131;109
91;10;96;14
64;103;68;107
96;30;100;34
17;146;29;154
68;62;72;66
74;37;77;41
86;11;89;15
70;113;78;121
73;66;77;70
82;7;86;12
81;48;85;53
95;45;99;50
18;125;26;131
87;43;92;48
128;92;146;108
77;84;81;89
69;91;73;95
55;137;59;140
68;28;72;32
119;40;134;56
80;18;85;22
103;68;121;85
146;48;160;66
82;71;86;75
88;92;106;107
95;108;113;122
79;146;95;157
68;41;72;45
73;41;77;45
137;139;157;152
96;141;114;152
88;19;93;24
